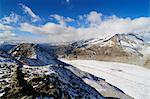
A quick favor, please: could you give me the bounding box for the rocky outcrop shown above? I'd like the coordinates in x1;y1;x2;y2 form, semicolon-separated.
144;58;150;68
2;67;63;98
0;63;104;99
9;43;64;66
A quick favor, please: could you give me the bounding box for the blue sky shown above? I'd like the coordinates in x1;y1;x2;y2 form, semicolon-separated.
0;0;149;18
0;0;150;43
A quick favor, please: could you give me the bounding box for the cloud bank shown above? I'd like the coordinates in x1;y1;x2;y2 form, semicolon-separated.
19;11;150;42
0;23;16;40
0;5;150;43
0;31;16;39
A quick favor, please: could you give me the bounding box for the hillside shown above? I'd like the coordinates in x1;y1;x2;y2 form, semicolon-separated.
0;43;132;98
53;32;150;68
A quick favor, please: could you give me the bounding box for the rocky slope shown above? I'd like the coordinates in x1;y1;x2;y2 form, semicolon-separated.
2;32;149;68
0;43;132;98
51;33;150;68
9;43;62;66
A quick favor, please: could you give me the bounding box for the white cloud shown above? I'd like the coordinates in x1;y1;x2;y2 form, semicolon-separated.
97;16;150;34
0;15;17;41
0;23;16;41
20;22;65;35
50;14;74;26
0;12;20;24
0;30;39;43
6;11;145;43
0;31;16;39
0;23;13;31
20;22;77;42
19;3;41;22
86;11;103;26
78;11;102;27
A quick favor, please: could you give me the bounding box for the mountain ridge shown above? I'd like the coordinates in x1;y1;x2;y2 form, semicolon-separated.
0;43;132;98
42;32;150;68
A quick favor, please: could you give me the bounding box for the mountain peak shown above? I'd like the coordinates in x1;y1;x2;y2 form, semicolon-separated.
10;43;37;59
9;43;59;66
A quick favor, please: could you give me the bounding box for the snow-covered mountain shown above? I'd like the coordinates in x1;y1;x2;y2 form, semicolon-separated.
0;43;131;98
0;31;149;98
70;33;145;55
134;31;150;44
57;32;150;67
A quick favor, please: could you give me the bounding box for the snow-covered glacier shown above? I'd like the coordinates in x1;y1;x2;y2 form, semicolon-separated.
62;60;150;99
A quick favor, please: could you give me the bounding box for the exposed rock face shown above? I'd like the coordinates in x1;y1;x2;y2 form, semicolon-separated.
0;43;132;99
68;34;144;57
2;67;63;98
10;43;37;59
9;43;63;66
144;58;150;68
51;33;150;67
2;67;35;98
0;62;132;99
0;63;102;99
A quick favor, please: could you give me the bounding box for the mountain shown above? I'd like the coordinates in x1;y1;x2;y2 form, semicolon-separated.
134;31;150;44
0;43;132;98
9;43;62;66
53;32;150;68
71;33;145;57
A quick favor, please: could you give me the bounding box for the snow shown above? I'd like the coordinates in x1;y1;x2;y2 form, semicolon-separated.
135;31;150;43
23;64;104;98
86;34;117;47
62;60;150;99
71;34;117;48
0;92;5;97
140;46;150;55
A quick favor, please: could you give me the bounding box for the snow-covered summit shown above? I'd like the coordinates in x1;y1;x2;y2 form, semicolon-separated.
70;32;150;56
55;32;150;67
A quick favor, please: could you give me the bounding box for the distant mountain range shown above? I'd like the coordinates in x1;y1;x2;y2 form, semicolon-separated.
0;31;150;68
37;32;149;68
